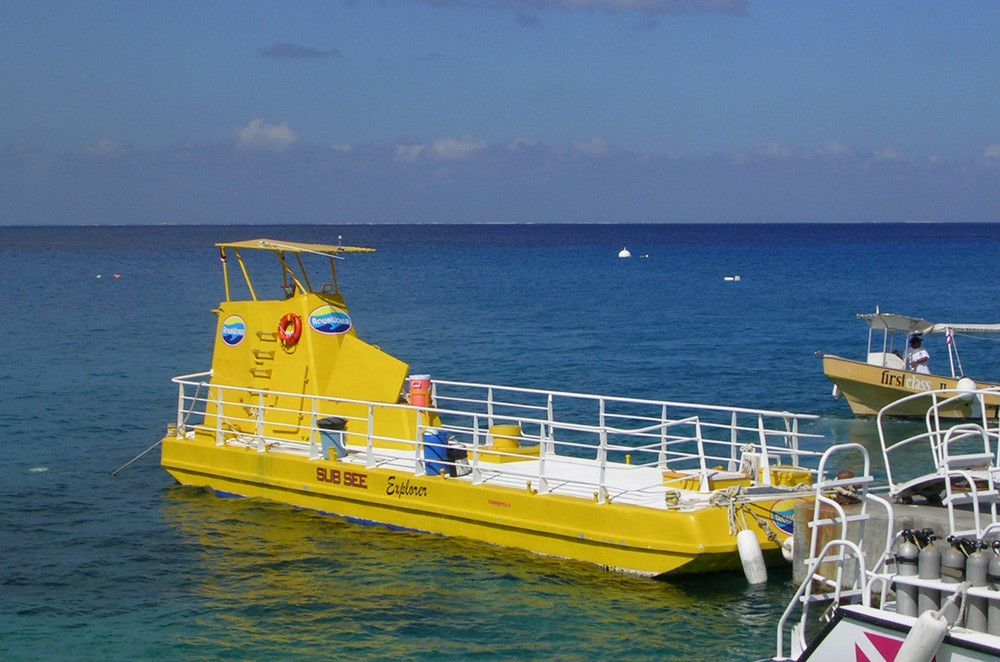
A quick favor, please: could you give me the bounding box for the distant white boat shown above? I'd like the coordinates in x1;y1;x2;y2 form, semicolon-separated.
724;275;741;282
618;247;632;258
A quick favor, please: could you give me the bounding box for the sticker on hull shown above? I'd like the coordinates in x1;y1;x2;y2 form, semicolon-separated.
309;305;352;335
221;315;246;347
769;498;801;535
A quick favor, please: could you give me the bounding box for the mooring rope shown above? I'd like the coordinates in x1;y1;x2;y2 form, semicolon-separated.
112;381;206;476
713;484;794;544
111;438;163;476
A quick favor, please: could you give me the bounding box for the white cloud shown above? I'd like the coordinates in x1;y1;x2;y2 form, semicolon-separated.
18;131;1000;225
818;140;851;157
569;136;610;156
235;118;298;152
430;137;487;160
755;141;796;159
873;146;905;162
507;137;540;150
394;137;487;162
394;144;426;163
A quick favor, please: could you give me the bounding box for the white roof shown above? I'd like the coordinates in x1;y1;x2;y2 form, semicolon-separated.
858;311;1000;336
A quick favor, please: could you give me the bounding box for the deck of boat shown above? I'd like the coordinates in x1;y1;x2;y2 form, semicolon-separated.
221;432;742;510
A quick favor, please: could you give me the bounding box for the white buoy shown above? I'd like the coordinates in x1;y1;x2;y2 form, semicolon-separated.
618;247;632;258
895;610;947;662
737;529;768;584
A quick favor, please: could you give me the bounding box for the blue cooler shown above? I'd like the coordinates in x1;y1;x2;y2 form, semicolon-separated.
423;429;450;476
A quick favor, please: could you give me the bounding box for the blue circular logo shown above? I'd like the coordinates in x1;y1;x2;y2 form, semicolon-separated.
770;498;802;535
221;315;246;347
309;305;352;335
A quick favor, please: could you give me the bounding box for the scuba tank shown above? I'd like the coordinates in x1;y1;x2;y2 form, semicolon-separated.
988;541;1000;636
966;540;989;632
940;536;967;624
917;529;941;614
894;530;920;617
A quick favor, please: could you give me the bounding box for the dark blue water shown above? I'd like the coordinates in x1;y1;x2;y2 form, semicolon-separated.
2;223;998;661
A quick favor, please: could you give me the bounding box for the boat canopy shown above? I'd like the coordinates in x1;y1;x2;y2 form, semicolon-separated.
216;238;375;302
858;312;1000;336
216;239;376;255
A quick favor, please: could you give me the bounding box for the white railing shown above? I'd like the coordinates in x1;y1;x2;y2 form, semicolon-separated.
432;379;821;472
878;387;1000;536
879;387;1000;490
170;372;824;505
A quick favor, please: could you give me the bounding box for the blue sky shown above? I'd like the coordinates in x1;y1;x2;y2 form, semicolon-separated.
2;1;999;225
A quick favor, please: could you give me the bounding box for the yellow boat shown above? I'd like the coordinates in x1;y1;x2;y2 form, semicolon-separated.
821;309;1000;418
161;238;824;578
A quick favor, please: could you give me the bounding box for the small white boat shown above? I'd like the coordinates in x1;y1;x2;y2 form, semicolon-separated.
821;308;1000;418
758;387;1000;661
618;246;632;258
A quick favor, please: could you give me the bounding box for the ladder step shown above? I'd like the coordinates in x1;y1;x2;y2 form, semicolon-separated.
805;554;851;566
943;490;999;503
808;513;869;528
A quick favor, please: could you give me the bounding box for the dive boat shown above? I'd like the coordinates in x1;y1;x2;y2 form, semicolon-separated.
820;309;1000;418
758;387;1000;661
161;238;825;578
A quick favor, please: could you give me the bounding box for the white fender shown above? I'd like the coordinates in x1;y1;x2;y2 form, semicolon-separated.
737;529;768;585
781;536;794;563
957;377;983;416
957;376;977;400
896;610;947;662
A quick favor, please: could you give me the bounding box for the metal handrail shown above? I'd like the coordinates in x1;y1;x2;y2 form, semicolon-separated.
170;375;826;503
878;386;1000;495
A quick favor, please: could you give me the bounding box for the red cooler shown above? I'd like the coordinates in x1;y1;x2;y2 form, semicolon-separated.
409;375;431;407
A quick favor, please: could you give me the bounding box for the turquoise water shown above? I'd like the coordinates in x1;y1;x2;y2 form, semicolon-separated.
2;223;999;661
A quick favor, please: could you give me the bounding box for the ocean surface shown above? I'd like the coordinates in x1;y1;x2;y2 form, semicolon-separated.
2;222;999;661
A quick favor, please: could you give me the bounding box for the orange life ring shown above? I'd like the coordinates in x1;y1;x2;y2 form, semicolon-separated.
277;313;302;346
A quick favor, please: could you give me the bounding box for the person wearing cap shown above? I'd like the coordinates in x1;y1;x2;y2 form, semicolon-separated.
905;335;931;374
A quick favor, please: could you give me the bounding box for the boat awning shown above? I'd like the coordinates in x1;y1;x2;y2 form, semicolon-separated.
216;239;376;255
858;312;1000;336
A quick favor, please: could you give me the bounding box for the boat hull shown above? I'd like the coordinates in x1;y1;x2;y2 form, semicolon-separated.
779;605;1000;662
161;432;797;577
822;355;999;418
